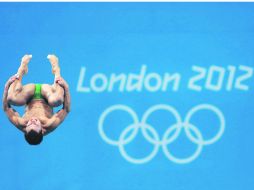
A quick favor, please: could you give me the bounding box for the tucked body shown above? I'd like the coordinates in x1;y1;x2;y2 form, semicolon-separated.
3;55;70;145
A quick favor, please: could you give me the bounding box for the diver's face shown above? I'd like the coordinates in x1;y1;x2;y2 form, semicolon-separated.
26;117;42;133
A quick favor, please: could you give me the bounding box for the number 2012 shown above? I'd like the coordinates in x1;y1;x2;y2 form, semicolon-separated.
188;65;253;91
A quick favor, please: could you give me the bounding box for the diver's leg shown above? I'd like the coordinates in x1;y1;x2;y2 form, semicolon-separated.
7;55;35;106
41;55;64;107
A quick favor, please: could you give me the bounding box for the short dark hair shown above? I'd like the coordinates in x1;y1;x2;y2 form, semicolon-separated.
24;130;43;145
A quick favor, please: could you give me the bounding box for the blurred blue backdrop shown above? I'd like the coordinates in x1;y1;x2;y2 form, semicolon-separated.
0;2;254;190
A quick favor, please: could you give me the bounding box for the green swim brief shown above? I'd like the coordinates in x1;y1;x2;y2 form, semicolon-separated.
33;84;43;100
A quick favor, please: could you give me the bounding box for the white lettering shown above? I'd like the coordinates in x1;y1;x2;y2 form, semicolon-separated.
108;74;126;92
77;67;91;92
91;73;108;92
162;73;181;92
205;66;225;91
126;65;146;92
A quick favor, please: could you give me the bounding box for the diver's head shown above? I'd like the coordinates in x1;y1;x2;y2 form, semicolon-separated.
24;117;43;145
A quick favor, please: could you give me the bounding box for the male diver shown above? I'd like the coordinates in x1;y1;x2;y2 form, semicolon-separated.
3;55;70;145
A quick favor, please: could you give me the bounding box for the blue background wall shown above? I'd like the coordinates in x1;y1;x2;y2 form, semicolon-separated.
0;3;254;190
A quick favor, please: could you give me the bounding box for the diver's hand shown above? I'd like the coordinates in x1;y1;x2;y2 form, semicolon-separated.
55;77;69;89
5;74;19;90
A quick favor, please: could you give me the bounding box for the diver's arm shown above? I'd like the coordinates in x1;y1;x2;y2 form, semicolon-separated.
43;77;70;135
3;75;26;132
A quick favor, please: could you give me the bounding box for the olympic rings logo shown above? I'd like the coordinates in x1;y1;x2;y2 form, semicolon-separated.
98;104;225;164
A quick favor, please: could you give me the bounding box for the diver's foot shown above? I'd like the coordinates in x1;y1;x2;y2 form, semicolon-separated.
17;54;32;76
47;54;61;78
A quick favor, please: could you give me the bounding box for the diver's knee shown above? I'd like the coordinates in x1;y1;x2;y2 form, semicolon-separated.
7;94;26;106
48;96;64;107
